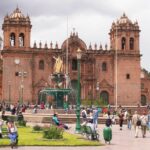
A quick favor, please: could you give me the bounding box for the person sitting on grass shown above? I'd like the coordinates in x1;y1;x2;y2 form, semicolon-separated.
0;119;3;138
7;120;18;148
52;113;69;130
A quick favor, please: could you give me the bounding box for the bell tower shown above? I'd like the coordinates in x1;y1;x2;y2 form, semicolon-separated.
109;13;141;105
2;7;32;49
109;13;140;52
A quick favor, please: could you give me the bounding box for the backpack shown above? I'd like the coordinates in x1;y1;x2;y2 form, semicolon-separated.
136;119;141;126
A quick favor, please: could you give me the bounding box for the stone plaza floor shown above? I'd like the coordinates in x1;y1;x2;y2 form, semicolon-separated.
1;124;150;150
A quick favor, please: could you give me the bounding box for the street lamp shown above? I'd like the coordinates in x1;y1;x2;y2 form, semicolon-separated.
96;82;100;100
75;48;82;133
0;36;2;58
88;86;93;107
0;36;2;49
8;81;11;104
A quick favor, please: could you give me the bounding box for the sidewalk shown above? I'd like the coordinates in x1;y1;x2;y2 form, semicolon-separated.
1;124;150;150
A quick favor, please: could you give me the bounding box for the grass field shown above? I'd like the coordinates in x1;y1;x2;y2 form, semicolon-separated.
0;127;102;146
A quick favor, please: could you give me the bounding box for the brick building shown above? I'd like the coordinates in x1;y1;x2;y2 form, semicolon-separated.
0;7;150;106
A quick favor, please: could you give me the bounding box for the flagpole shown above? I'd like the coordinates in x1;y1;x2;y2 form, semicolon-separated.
66;16;69;78
65;16;69;106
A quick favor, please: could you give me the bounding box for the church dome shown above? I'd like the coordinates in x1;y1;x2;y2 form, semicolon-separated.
3;7;30;23
110;13;139;31
117;13;132;25
61;32;87;51
9;7;25;19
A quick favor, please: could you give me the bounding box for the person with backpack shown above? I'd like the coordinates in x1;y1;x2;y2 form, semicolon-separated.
106;111;112;127
132;111;141;138
140;111;148;138
103;120;112;144
81;108;87;123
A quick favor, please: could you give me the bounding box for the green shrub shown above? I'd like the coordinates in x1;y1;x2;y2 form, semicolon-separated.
7;116;17;122
81;98;108;107
43;125;64;139
18;120;26;127
33;125;43;131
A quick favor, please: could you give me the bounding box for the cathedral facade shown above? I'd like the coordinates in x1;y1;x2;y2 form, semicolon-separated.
1;7;149;106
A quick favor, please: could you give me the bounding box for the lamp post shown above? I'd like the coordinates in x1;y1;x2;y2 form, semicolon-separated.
96;82;100;100
0;36;2;49
0;36;2;59
88;86;93;108
8;81;11;104
75;48;82;133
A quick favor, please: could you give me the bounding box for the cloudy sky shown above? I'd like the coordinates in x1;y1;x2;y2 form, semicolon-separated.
0;0;150;71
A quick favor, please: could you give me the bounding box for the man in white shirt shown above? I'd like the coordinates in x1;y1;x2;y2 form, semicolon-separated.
132;111;140;138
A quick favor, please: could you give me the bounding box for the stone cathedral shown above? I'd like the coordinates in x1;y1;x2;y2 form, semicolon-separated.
1;7;150;106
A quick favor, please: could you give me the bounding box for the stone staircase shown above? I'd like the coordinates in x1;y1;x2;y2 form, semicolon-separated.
5;105;148;124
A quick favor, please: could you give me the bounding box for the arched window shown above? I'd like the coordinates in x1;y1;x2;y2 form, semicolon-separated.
39;60;44;70
19;33;24;47
121;37;126;50
10;33;16;46
102;62;107;71
130;38;134;50
38;90;47;104
72;59;77;70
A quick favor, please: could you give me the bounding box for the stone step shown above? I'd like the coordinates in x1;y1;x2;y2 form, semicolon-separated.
23;115;125;124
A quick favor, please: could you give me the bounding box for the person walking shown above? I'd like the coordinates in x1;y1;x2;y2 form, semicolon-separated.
106;111;112;127
93;107;100;129
118;110;124;130
132;111;140;138
126;109;132;129
147;111;150;131
140;111;148;138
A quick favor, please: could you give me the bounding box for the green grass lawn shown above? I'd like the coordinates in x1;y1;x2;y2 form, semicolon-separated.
0;127;102;146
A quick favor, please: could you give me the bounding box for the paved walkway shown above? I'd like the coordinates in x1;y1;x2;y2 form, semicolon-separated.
1;124;150;150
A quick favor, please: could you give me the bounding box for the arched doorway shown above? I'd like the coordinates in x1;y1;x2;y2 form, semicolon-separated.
141;95;147;106
38;91;47;104
100;91;109;105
